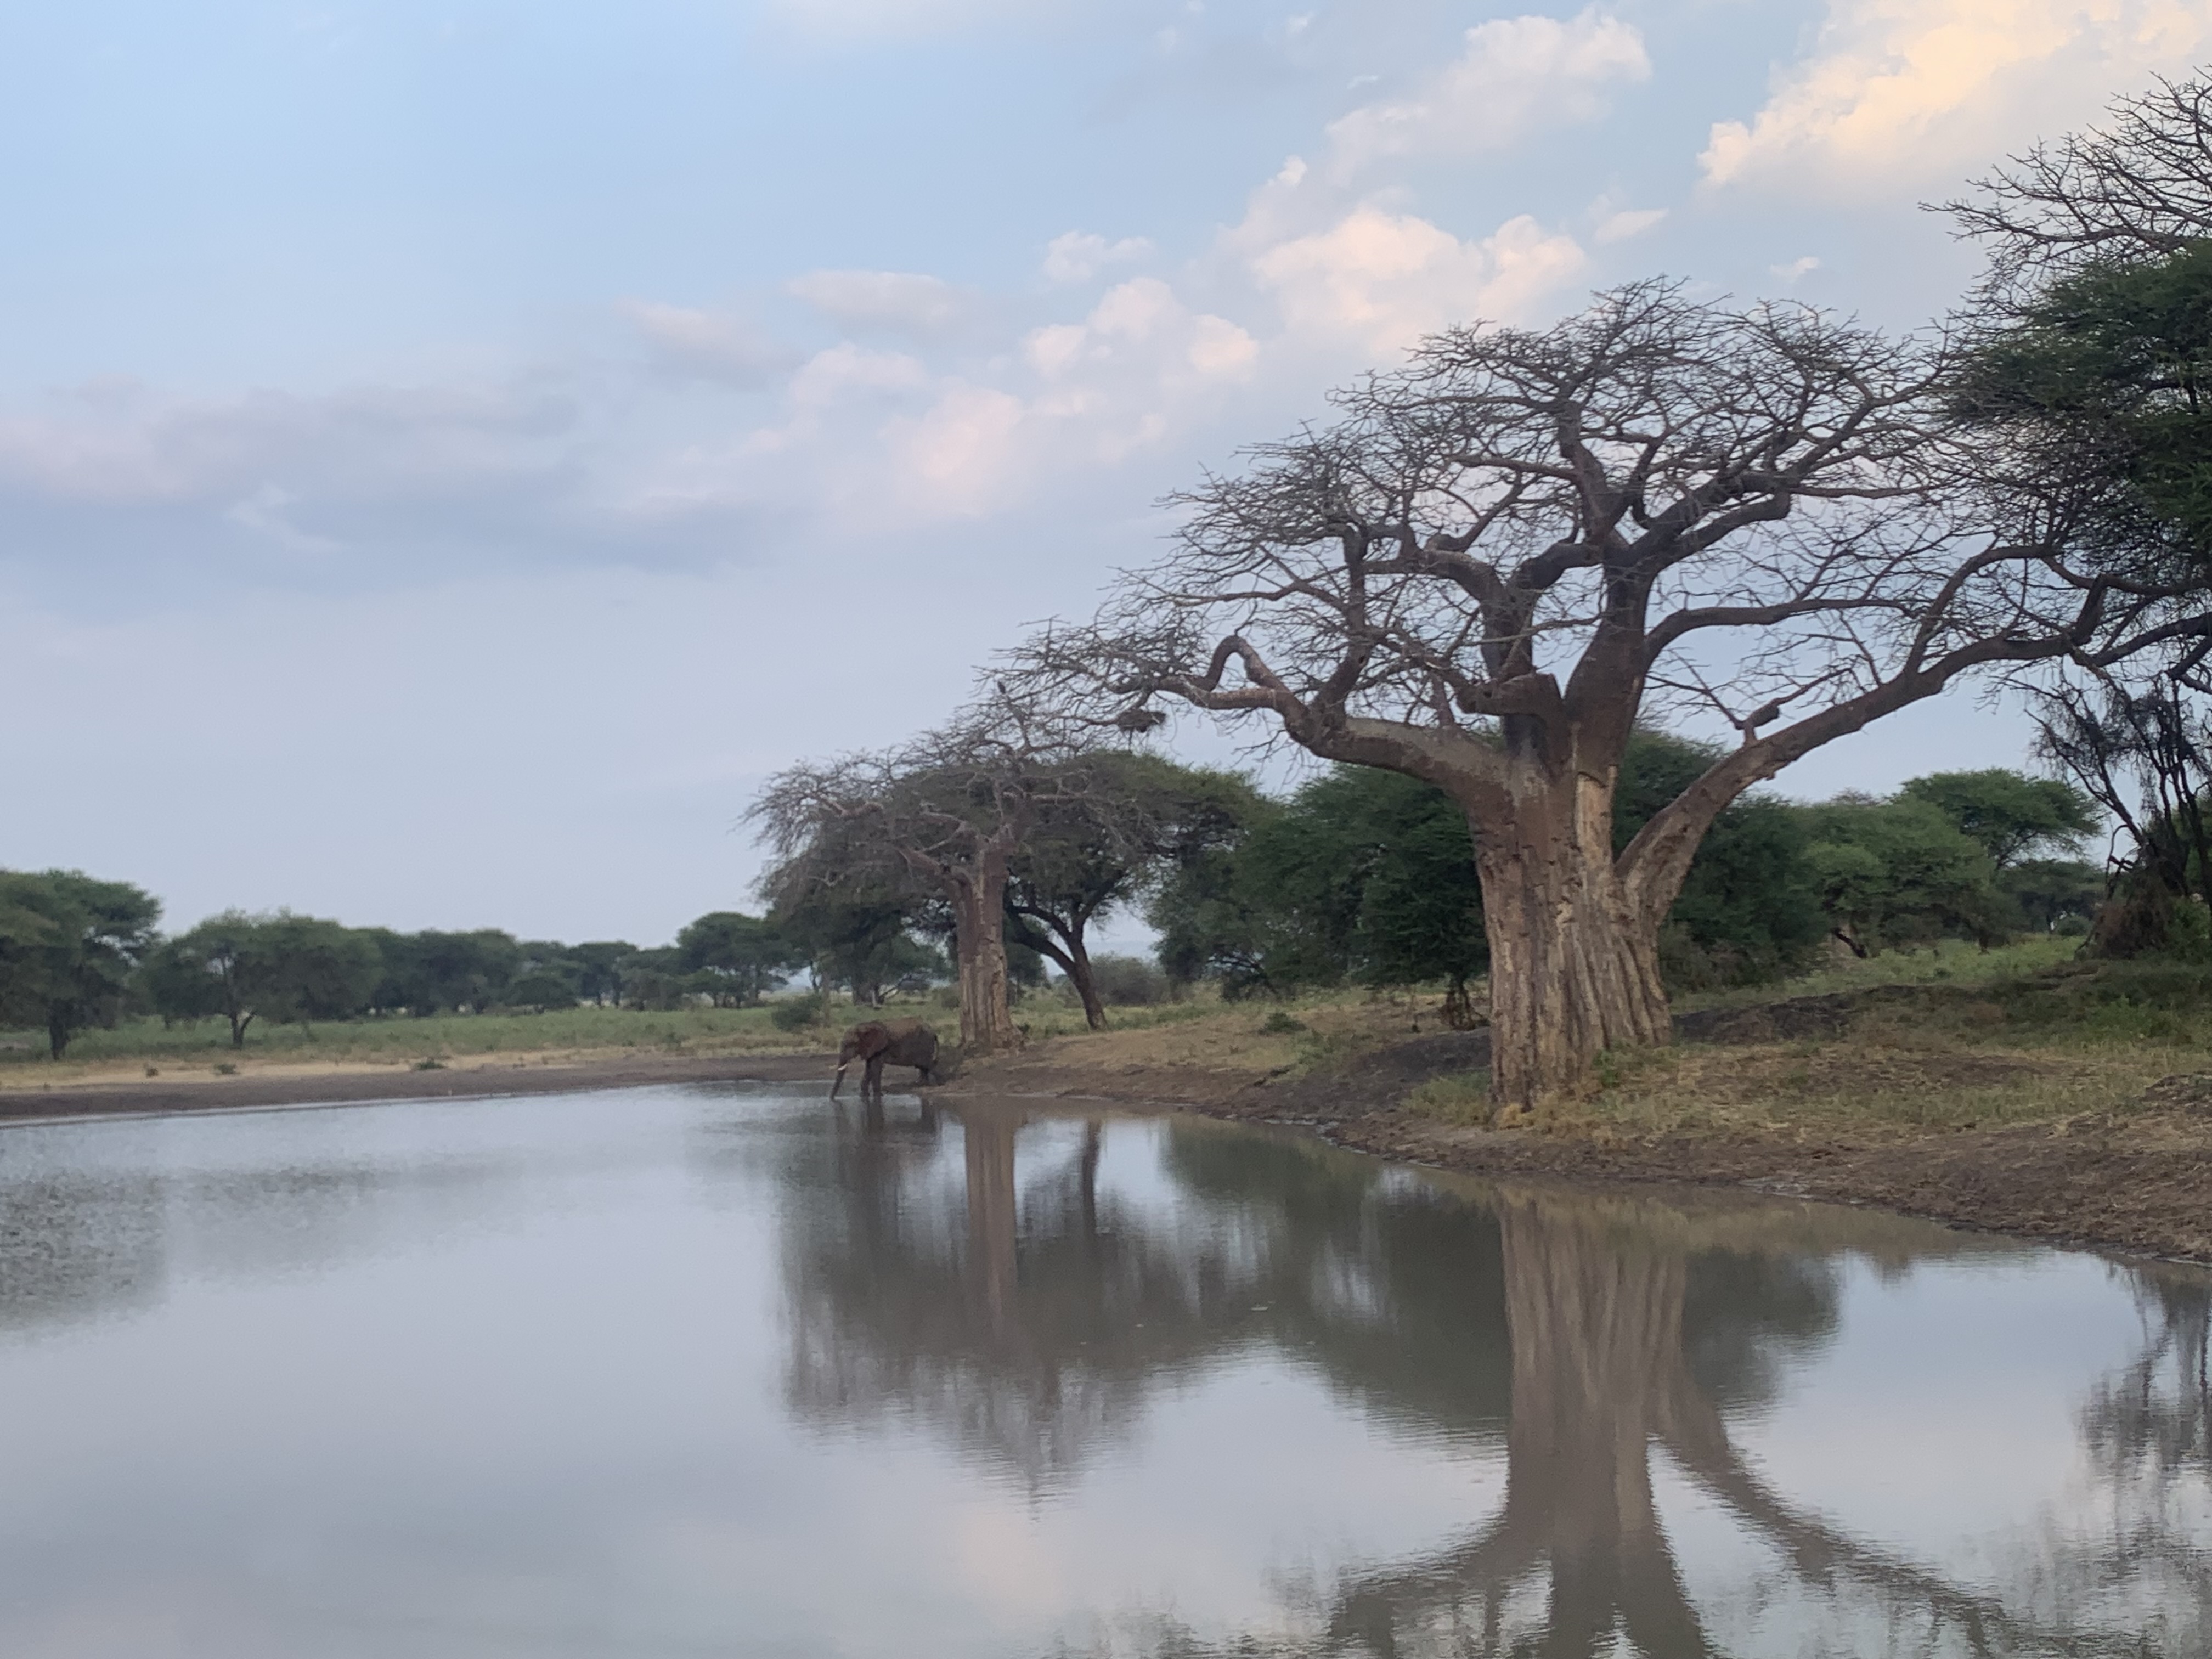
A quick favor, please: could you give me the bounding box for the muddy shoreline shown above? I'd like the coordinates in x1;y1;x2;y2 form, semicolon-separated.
7;1026;2207;1266
944;1024;2212;1265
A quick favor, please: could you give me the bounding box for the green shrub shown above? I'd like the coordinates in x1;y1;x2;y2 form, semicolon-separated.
769;993;827;1032
1090;954;1170;1006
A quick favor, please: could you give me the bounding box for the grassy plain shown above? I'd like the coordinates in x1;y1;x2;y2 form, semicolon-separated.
968;935;2211;1142
0;1003;821;1093
8;935;2199;1137
1566;939;2210;1140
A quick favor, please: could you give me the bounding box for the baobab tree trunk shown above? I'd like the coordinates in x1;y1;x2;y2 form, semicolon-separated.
947;859;1023;1055
1474;792;1671;1119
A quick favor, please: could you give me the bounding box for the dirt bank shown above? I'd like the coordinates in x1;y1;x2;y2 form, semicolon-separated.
945;1005;2212;1265
12;980;2209;1266
0;1048;835;1123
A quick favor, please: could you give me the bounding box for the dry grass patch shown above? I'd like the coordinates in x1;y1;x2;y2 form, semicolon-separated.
1406;1073;1493;1125
1006;989;1446;1078
1577;1037;2171;1139
1672;936;2079;1014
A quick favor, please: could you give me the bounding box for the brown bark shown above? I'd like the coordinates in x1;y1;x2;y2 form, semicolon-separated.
1469;771;1671;1119
946;851;1022;1056
1063;944;1106;1031
1010;910;1107;1030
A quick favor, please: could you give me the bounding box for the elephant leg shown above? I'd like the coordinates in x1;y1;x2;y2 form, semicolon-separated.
865;1054;887;1098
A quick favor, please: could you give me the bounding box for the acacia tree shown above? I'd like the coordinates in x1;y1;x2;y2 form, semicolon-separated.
1947;71;2212;955
1944;71;2212;303
674;912;804;1006
2039;682;2212;955
1012;280;2212;1111
0;871;160;1059
1006;754;1261;1030
752;701;1100;1054
146;912;382;1046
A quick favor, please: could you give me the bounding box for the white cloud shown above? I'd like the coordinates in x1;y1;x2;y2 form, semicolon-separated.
1700;0;2212;195
225;483;339;555
787;269;969;337
1325;8;1649;174
1771;255;1821;283
1021;277;1259;390
624;301;792;385
788;343;930;408
1593;206;1667;244
887;385;1029;516
883;276;1259;516
1041;231;1154;284
0;378;575;509
1250;207;1587;354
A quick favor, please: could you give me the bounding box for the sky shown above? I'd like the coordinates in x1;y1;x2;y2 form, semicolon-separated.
3;0;2209;947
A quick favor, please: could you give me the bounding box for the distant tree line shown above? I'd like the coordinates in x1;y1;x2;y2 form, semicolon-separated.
1149;743;2102;1018
0;747;2125;1063
0;888;936;1059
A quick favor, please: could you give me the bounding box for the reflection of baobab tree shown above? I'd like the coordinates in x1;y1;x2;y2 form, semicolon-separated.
1319;1191;2203;1659
779;1103;1238;1492
2085;1267;2209;1487
2035;1266;2212;1650
775;1108;2209;1655
778;1109;1847;1510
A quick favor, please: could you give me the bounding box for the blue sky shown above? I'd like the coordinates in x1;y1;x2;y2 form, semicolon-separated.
4;0;2207;944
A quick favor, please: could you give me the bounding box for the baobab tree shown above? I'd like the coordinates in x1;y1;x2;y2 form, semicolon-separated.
1011;280;2212;1111
752;699;1107;1056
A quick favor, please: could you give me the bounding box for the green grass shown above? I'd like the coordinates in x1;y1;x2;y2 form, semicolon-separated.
0;1002;828;1073
1006;988;1226;1042
1671;935;2081;1013
1406;1071;1493;1125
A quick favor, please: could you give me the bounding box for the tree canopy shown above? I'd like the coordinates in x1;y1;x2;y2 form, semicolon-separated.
145;912;383;1046
675;912;806;1006
1006;752;1263;1029
1896;770;2098;870
0;871;161;1058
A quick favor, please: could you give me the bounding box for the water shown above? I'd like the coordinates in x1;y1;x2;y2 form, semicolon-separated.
0;1085;2205;1658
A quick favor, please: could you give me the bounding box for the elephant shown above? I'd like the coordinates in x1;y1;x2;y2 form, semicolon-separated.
832;1018;942;1099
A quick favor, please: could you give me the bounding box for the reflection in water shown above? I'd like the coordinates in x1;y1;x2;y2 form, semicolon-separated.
781;1102;1201;1492
0;1088;2203;1657
782;1103;2212;1656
